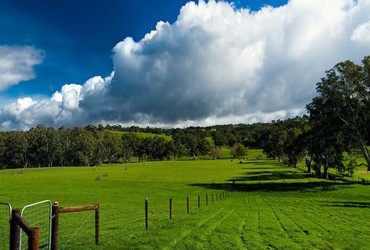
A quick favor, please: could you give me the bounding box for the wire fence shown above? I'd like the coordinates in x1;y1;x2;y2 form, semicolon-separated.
58;211;96;250
20;200;52;250
0;202;11;250
0;191;229;249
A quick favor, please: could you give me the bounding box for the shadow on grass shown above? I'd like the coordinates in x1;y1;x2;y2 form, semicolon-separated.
189;181;351;193
239;161;282;166
227;170;312;183
322;201;370;208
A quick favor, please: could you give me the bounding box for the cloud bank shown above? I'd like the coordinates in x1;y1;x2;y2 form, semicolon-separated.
0;45;43;91
1;0;370;130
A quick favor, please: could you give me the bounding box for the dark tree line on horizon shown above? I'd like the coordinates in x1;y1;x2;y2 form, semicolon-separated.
0;56;369;180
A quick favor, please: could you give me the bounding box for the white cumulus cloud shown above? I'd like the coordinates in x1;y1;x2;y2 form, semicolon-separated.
1;0;370;130
0;45;43;91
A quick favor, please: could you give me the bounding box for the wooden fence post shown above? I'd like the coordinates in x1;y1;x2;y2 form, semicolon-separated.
145;198;148;229
10;208;40;250
29;227;40;250
206;194;208;205
10;209;20;250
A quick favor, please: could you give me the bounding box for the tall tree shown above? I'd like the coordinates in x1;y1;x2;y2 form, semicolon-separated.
307;56;370;170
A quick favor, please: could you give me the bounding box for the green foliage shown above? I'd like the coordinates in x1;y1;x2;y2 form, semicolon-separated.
307;56;370;171
230;143;247;159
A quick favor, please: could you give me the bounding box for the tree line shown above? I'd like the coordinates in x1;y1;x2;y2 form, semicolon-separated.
0;125;214;169
0;56;369;179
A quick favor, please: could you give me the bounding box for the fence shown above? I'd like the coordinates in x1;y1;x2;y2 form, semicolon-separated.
0;202;12;250
10;209;40;250
1;190;229;249
51;203;99;250
20;200;52;250
144;191;228;229
0;201;100;250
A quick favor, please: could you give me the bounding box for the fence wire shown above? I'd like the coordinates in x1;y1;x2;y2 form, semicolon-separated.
0;202;11;250
20;200;52;250
58;210;97;250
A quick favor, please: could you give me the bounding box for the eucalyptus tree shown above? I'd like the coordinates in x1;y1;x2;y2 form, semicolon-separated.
307;56;370;171
103;131;122;163
122;133;139;162
3;132;29;168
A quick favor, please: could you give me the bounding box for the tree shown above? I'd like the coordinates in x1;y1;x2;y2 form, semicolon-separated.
70;128;95;166
307;56;370;170
27;125;60;167
103;132;122;163
231;143;247;159
211;147;222;159
122;133;139;162
211;130;226;147
3;132;29;168
0;133;5;169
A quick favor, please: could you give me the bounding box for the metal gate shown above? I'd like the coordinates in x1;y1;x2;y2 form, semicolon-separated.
20;200;52;250
0;202;12;250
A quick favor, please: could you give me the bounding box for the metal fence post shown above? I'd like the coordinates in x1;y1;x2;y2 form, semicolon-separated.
95;204;100;244
145;198;148;229
186;196;189;214
51;202;59;250
169;198;172;220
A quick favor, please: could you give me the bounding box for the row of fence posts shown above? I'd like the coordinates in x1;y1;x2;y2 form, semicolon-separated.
7;191;226;247
145;191;228;229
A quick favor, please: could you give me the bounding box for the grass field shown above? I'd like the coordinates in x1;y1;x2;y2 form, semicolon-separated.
108;130;172;141
1;150;370;249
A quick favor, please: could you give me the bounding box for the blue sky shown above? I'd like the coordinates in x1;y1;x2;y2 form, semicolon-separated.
0;0;286;98
0;0;369;129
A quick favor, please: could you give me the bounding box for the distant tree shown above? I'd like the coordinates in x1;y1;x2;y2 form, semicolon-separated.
231;143;247;159
3;132;29;168
56;127;73;166
165;140;177;160
173;140;187;159
0;133;5;169
122;133;139;162
145;136;168;160
70;128;95;166
27;125;60;167
211;147;222;159
211;130;226;147
103;132;122;163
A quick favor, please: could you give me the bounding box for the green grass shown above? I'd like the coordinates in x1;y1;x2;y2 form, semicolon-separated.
108;130;172;141
1;149;370;249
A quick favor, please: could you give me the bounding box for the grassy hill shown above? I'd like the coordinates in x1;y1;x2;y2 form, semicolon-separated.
107;130;172;141
1;150;370;249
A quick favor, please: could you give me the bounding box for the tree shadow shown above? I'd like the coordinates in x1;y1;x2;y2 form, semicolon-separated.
227;170;312;182
240;161;282;166
322;201;370;208
189;181;351;193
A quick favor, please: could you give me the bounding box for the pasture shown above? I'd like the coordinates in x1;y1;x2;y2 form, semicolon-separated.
1;150;370;249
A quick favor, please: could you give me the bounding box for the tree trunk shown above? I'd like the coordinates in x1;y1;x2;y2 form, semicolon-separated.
359;143;370;171
322;162;329;179
305;158;312;173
